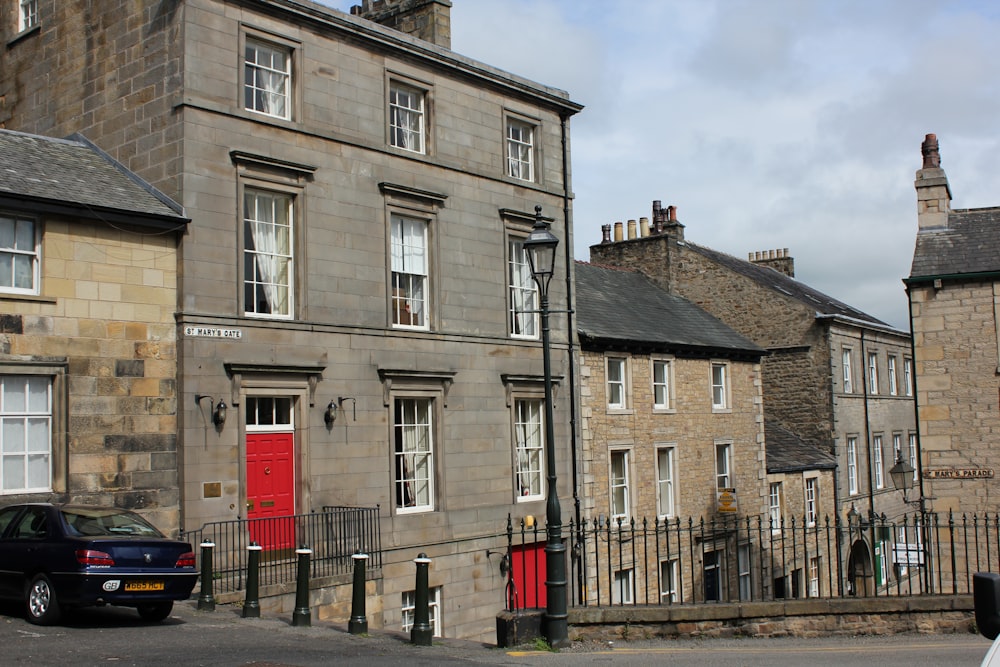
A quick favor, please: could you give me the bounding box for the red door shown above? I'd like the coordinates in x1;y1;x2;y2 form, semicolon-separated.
246;432;295;551
510;542;547;609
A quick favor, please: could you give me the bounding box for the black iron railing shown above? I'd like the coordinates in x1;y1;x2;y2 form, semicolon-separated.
182;506;382;594
503;511;1000;611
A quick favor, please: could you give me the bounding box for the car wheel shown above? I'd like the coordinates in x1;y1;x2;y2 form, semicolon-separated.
26;574;60;625
136;601;173;622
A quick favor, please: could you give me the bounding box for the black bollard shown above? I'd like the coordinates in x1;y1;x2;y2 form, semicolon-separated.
292;546;312;627
197;540;216;611
242;542;262;618
411;553;433;646
348;553;369;635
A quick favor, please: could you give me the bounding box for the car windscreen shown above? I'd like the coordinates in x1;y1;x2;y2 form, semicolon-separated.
61;508;165;538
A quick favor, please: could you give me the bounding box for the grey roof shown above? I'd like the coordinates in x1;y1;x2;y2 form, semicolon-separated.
575;262;765;359
683;242;889;328
765;420;836;474
908;206;1000;281
0;130;187;227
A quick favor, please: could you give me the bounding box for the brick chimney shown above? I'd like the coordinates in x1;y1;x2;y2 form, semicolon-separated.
351;0;452;49
914;133;952;230
748;248;794;278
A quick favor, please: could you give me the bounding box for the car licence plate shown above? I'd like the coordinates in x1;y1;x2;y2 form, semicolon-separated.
124;580;164;592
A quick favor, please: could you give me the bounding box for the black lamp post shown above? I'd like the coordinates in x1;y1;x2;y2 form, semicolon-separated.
523;205;568;649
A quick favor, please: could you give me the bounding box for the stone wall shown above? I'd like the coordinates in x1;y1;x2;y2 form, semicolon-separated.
0;215;180;531
569;595;974;641
910;280;1000;515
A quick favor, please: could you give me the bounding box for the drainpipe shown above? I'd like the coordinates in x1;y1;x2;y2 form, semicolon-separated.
860;330;876;520
905;282;931;593
559;111;583;600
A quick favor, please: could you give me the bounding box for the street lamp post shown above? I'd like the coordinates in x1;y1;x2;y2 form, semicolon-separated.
889;454;932;593
523;205;568;649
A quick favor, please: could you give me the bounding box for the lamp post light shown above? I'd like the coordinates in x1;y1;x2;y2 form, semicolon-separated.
523;205;568;649
889;454;916;502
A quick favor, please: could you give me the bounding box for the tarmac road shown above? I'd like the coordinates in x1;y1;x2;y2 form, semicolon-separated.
0;599;993;666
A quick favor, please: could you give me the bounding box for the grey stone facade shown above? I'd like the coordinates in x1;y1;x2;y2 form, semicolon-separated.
1;0;582;641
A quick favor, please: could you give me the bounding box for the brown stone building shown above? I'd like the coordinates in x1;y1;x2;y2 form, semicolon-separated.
575;261;769;603
0;129;187;531
907;134;1000;517
589;204;917;595
1;0;582;640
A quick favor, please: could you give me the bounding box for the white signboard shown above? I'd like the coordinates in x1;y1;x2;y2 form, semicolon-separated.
183;326;243;339
892;543;925;566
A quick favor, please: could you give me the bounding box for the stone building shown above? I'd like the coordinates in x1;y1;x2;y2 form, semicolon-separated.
1;0;582;640
0;129;187;531
907;134;1000;517
589;204;917;595
574;261;768;603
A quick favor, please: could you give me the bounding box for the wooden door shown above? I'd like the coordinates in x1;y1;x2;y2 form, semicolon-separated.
246;432;295;551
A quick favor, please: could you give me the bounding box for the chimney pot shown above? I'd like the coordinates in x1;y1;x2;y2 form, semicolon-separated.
921;133;940;169
601;223;612;244
639;217;650;237
614;221;624;242
627;219;637;240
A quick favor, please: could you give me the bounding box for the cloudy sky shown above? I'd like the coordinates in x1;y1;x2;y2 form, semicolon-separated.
322;0;1000;330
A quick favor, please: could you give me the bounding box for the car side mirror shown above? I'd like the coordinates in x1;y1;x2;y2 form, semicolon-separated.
974;572;1000;640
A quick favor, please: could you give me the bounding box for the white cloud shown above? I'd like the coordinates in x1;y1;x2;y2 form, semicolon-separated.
318;0;1000;329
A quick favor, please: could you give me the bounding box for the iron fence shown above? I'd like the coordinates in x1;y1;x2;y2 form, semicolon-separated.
503;511;1000;611
181;506;382;594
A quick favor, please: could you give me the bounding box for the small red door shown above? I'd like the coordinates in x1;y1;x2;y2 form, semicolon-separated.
246;432;295;551
510;542;547;609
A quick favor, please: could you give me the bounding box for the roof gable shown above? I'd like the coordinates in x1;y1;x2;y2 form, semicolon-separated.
909;206;1000;281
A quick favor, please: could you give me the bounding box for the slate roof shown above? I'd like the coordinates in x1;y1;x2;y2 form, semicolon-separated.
575;261;764;359
908;206;1000;281
682;242;889;328
765;420;836;474
0;129;187;227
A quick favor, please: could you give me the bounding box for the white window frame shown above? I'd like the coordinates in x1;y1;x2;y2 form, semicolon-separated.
655;445;676;518
659;559;678;604
715;442;731;490
506;117;535;181
804;476;818;527
842;348;853;393
652;358;674;410
244;396;294;431
887;356;898;396
513;398;544;502
873;434;884;489
908;433;918;482
612;568;634;605
507;237;538;339
847;436;858;495
401;587;441;637
244;37;292;120
609;449;631;521
0;375;52;494
393;397;435;513
18;0;38;32
903;358;913;397
738;544;752;601
769;482;782;534
243;188;294;319
868;352;879;394
389;81;426;154
809;556;820;597
0;214;40;295
711;362;729;410
606;357;628;410
390;215;429;330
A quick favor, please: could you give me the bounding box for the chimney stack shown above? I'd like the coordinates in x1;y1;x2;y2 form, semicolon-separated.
352;0;452;49
915;133;952;231
749;248;795;277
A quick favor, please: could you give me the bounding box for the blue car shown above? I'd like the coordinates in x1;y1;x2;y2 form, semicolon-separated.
0;503;198;624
